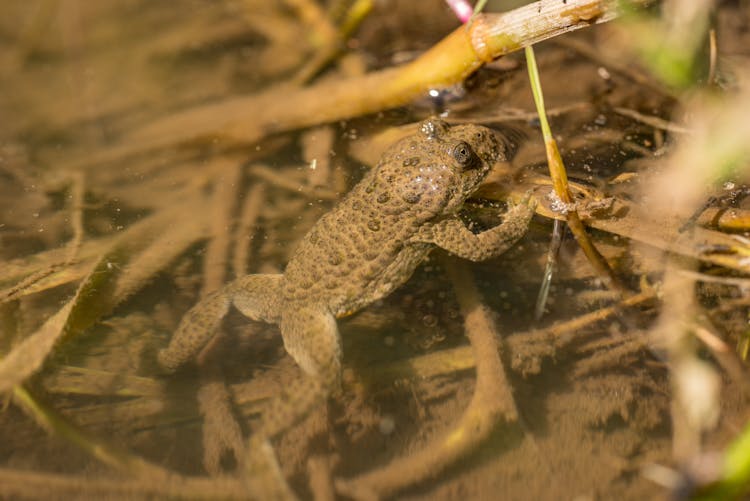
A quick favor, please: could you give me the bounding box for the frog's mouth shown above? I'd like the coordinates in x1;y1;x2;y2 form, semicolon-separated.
460;160;493;198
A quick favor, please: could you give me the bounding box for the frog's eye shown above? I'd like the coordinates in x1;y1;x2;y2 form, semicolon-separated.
451;141;479;169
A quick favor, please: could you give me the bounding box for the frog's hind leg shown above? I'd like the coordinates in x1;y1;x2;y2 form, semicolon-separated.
157;274;283;372
244;306;341;497
257;305;342;438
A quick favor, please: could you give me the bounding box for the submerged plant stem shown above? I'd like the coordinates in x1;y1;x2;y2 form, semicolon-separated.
525;45;626;294
12;386;169;478
535;218;564;320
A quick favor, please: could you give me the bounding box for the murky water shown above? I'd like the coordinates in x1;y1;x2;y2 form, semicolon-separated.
1;1;748;500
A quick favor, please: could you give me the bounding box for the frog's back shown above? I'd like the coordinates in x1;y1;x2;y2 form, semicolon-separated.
281;120;502;316
282;160;441;315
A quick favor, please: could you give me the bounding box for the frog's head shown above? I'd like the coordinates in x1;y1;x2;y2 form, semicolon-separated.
418;118;503;211
369;118;504;220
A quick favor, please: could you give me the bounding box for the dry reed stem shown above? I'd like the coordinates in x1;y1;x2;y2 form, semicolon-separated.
0;170;85;303
0;264;68;304
566;210;626;292
290;0;373;84
570;333;649;378
0;199;213;482
515;287;657;347
354;285;657;386
0;159;233;302
526;44;626;294
124;0;650;153
612;107;691;134
42;365;165;398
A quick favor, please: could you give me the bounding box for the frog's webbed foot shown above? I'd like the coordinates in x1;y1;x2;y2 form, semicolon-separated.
158;274;283;372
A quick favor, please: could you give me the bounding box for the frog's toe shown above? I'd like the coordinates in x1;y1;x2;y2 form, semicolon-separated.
511;189;535;206
522;189;538;211
503;191;536;221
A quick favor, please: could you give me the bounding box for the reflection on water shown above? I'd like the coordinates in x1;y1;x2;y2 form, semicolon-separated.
2;1;747;500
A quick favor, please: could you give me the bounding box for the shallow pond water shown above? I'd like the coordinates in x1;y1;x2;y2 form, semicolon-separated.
1;1;749;500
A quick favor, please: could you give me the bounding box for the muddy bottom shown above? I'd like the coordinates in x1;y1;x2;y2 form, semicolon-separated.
1;1;749;500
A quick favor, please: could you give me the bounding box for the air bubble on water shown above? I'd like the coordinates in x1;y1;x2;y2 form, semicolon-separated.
422;314;437;327
547;191;577;215
379;415;395;435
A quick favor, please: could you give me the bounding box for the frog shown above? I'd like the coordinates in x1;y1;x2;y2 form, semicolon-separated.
157;118;535;471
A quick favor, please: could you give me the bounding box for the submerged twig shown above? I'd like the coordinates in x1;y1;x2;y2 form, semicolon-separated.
613;106;691;134
248;164;339;201
201;160;242;296
64;170;85;263
12;385;169;478
233;182;266;277
196;164;247;475
197;380;246;476
0;195;211;393
336;258;520;499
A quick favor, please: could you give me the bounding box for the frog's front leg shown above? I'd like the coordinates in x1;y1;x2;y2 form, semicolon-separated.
158;274;283;371
411;197;535;261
